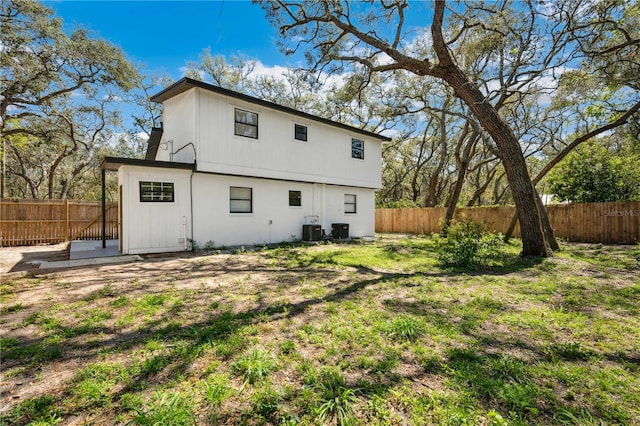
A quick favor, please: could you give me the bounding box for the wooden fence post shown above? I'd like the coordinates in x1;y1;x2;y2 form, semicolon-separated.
65;198;70;242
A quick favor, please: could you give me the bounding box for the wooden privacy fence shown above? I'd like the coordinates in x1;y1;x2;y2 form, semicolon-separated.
376;201;640;245
0;199;118;247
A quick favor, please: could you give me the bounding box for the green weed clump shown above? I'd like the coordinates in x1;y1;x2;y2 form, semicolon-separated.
383;315;426;342
129;390;196;425
199;372;231;407
0;395;61;425
232;348;277;384
436;217;505;267
315;368;359;426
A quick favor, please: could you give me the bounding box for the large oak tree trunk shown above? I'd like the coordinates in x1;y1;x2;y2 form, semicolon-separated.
444;124;475;229
431;2;552;257
442;68;550;256
535;189;560;250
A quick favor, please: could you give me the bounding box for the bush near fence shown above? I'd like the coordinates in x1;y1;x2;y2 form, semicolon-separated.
375;201;640;245
0;199;118;247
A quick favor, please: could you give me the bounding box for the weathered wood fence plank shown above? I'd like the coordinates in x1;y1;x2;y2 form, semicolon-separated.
0;199;118;247
376;202;640;244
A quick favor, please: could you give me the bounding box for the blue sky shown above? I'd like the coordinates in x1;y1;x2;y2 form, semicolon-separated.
44;1;435;82
44;1;292;80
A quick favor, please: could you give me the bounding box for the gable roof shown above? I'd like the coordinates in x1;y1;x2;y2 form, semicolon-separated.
150;77;392;142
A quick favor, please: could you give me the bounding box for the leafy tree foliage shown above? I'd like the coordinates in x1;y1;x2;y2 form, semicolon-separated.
1;0;139;199
547;137;640;203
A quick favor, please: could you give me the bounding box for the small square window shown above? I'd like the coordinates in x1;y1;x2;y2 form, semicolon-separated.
345;194;357;213
140;181;174;202
289;190;301;207
294;124;308;141
351;139;364;159
230;186;252;213
235;108;258;139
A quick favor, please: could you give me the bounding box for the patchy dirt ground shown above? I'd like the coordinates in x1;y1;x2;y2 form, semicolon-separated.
0;243;70;275
0;244;361;423
1;238;638;425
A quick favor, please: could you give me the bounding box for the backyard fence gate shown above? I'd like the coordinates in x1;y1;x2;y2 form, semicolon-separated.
0;199;118;247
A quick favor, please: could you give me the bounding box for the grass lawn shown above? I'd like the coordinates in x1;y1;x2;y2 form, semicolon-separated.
1;235;639;425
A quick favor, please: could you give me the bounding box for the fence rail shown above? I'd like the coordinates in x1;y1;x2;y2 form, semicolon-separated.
376;201;640;244
0;199;118;247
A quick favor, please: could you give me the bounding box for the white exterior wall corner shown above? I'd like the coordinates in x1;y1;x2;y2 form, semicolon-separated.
156;90;198;163
119;165;192;255
190;173;376;248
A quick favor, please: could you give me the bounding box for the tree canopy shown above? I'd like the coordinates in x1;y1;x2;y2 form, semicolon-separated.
547;131;640;203
1;0;140;199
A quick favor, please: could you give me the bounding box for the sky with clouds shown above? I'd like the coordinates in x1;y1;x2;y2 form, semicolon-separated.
44;1;294;80
38;1;573;135
43;1;437;83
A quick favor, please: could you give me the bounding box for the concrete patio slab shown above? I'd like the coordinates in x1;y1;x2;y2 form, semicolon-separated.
70;239;120;260
34;239;142;269
40;254;143;269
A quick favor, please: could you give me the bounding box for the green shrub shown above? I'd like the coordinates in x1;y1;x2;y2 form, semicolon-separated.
436;217;504;267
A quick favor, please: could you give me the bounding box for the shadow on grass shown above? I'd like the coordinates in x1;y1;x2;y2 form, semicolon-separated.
1;241;635;424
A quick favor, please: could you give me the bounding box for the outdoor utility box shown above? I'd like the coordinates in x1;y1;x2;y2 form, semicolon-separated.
332;223;349;239
302;224;321;241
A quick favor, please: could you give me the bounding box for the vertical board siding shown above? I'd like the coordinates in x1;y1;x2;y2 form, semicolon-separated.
376;202;639;244
0;200;118;247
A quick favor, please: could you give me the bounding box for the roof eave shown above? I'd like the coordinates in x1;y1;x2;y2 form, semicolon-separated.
150;77;392;142
101;156;196;172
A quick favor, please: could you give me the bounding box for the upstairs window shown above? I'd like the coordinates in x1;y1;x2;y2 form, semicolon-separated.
230;186;252;213
140;181;174;202
351;138;364;159
294;124;308;141
289;190;302;207
234;108;258;139
345;194;357;213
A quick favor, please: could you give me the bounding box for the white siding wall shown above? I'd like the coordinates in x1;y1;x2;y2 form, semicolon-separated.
158;88;382;189
190;174;375;248
156;90;197;163
126;86;383;253
323;185;376;238
119;166;192;254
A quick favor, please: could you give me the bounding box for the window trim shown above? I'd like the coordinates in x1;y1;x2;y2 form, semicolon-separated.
230;186;253;213
294;123;308;142
139;181;174;203
289;190;302;207
234;108;259;139
351;138;364;160
345;194;357;214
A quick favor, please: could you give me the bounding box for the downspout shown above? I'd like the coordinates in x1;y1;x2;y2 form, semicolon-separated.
189;168;194;251
101;168;106;248
173;142;197;251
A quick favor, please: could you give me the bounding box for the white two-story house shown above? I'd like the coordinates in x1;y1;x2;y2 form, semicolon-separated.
102;77;390;254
